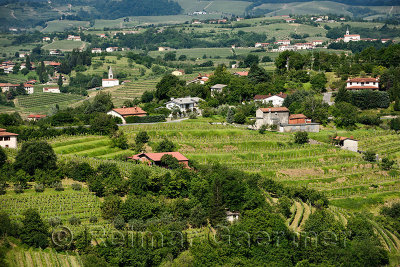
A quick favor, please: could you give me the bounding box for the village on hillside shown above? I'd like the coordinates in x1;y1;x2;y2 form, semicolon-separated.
1;6;400;267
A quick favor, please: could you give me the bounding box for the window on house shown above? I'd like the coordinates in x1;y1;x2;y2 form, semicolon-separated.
0;137;3;141
350;82;352;85
4;137;10;141
5;145;8;148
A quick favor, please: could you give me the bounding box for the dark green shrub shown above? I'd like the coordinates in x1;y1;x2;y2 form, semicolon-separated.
363;150;376;162
71;183;82;191
125;115;165;123
69;216;81;225
294;132;308;144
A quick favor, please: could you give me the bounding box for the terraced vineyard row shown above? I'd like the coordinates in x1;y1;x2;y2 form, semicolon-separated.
114;80;158;98
51;136;134;159
6;247;83;267
17;93;85;108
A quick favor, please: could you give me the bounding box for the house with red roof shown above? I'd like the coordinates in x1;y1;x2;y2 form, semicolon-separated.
254;92;287;107
129;152;189;168
255;107;319;132
233;71;249;77
0;128;18;149
27;114;47;122
332;136;358;152
289;114;311;124
187;73;211;85
107;106;147;124
346;77;379;90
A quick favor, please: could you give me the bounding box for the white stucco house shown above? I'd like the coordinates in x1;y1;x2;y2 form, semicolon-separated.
102;67;119;88
166;97;203;113
0;128;18;149
107;106;147;124
254;92;287;107
43;87;60;93
346;77;379;90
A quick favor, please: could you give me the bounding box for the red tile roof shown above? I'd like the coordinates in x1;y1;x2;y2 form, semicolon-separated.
112;106;147;116
254;94;271;100
234;71;249;76
347;77;378;82
260;107;289;112
130;152;188;162
28;114;46;118
289;114;307;119
0;128;18;136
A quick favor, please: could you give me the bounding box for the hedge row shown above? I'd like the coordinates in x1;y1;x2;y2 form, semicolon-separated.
348;90;390;109
125;115;166;123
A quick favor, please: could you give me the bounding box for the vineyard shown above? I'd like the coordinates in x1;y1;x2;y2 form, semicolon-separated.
47;119;400;209
6;246;83;267
17;93;85;109
50;136;135;159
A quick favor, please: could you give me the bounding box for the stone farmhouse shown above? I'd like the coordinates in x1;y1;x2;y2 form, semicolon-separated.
107;106;147;124
255;107;319;132
0;128;18;149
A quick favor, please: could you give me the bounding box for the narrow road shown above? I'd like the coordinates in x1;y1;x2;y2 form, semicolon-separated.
322;92;334;106
204;1;214;10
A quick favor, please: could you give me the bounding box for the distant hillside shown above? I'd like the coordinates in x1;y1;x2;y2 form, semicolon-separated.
0;0;182;27
247;0;398;6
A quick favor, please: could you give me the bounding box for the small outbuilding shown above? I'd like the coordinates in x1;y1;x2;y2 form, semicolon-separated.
226;211;240;223
332;136;358;152
129;152;189;168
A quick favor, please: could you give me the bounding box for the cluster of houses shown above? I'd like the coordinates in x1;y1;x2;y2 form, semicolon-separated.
334;28;391;43
0;82;34;94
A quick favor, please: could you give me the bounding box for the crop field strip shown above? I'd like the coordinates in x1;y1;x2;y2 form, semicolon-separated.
17;93;85;109
6;247;83;267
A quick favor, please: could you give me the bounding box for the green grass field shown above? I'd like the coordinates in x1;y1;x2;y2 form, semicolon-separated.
42;40;87;51
42;20;90;33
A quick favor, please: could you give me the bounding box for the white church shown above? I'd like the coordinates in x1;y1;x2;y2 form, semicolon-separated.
102;67;119;88
343;28;360;43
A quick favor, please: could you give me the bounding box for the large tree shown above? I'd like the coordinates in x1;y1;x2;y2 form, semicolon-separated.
155;74;185;100
20;209;49;248
14;141;57;175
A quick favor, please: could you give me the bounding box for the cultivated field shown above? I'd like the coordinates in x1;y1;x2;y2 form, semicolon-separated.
6;246;83;267
42;40;87;52
17;93;85;109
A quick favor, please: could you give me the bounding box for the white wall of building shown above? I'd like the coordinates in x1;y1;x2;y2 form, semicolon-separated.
0;136;17;149
107;110;126;124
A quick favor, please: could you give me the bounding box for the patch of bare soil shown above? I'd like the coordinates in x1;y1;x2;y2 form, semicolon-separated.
223;145;238;152
179;144;195;153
